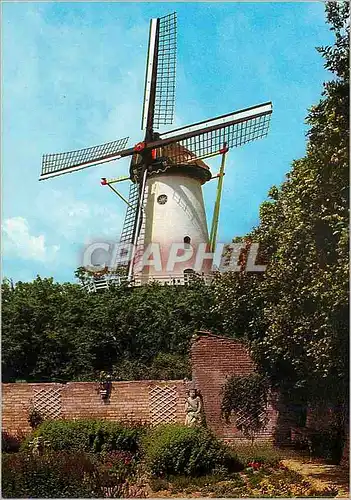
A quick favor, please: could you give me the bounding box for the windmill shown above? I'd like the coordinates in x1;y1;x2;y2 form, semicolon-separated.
39;12;272;289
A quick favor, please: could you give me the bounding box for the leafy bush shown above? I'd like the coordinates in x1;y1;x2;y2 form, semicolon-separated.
309;428;344;463
221;373;270;440
2;451;112;498
149;476;169;492
142;424;242;477
112;353;191;381
98;450;137;478
2;431;25;453
27;406;44;429
21;419;146;455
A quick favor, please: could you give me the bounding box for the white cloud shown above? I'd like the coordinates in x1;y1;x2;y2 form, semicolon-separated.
2;217;60;262
33;188;126;242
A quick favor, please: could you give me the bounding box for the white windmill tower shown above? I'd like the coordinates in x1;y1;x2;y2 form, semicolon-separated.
39;13;272;290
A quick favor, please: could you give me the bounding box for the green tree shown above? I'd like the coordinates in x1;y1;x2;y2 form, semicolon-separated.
212;2;349;408
2;277;98;381
2;275;220;382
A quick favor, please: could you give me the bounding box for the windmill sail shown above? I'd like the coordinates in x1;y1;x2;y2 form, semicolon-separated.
40;137;130;180
113;182;139;275
153;13;177;128
141;12;177;132
155;102;272;163
119;183;140;247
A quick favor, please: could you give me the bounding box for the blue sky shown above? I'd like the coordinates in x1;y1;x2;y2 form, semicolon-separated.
2;1;333;283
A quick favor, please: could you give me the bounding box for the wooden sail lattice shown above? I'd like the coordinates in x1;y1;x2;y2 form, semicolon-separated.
41;137;129;178
153;12;177;128
33;388;62;419
159;110;271;164
149;385;178;425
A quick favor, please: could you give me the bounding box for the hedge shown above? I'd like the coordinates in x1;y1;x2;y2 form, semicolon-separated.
20;419;146;455
142;424;242;476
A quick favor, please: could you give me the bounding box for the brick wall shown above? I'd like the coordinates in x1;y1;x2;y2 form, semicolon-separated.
2;380;187;436
3;330;346;452
190;331;278;441
2;332;279;441
3;331;347;461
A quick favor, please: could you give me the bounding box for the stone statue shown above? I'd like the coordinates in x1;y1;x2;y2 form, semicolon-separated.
185;388;203;426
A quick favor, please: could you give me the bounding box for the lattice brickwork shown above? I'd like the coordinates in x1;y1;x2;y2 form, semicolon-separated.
235;408;268;432
149;385;178;425
33;388;62;419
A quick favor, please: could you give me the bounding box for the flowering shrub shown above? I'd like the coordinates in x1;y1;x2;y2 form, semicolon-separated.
2;451;104;498
100;450;133;466
247;460;264;470
4;447;340;498
2;449;140;498
98;450;137;478
235;442;282;467
26;436;51;455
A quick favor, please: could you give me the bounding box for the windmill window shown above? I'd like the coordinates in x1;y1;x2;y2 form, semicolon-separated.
184;236;191;249
157;194;168;205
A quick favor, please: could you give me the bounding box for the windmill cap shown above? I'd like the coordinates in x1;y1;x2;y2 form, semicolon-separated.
160;143;210;170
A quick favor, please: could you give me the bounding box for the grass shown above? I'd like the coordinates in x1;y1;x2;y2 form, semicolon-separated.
149;473;247;496
233;441;284;467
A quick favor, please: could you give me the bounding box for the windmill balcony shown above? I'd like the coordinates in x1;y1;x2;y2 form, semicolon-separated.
82;272;213;293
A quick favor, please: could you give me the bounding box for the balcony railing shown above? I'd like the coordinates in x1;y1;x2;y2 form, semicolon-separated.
82;272;212;293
